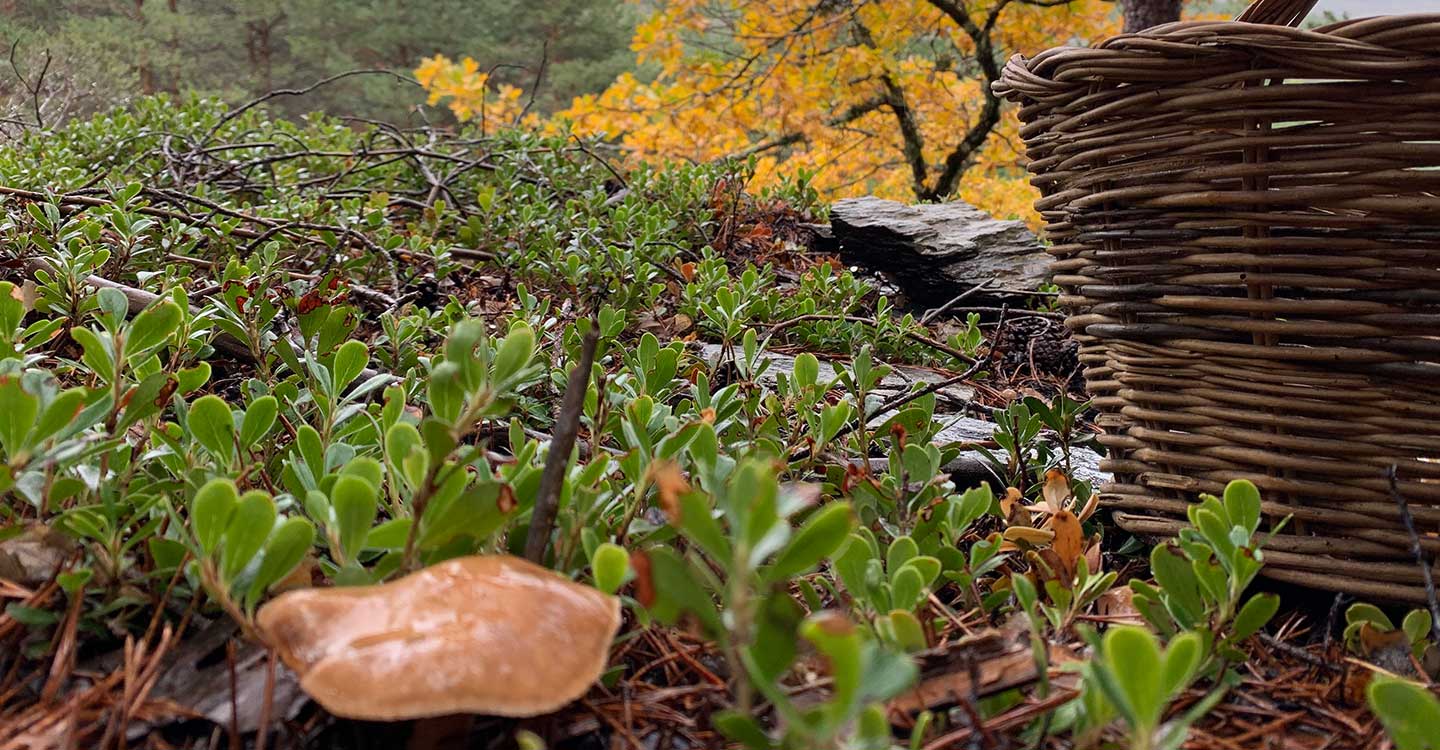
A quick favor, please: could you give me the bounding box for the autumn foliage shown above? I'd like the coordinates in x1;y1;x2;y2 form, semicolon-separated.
418;0;1120;223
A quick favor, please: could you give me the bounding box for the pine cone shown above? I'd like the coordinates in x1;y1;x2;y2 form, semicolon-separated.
994;316;1078;378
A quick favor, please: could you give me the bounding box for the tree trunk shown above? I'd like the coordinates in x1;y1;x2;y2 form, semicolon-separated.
246;21;274;92
246;14;286;93
1120;0;1183;32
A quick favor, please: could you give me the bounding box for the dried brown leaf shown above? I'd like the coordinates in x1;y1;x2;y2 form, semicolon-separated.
650;460;690;524
1050;509;1083;581
1042;469;1070;514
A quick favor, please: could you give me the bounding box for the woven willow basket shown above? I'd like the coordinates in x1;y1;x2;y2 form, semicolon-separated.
994;0;1440;602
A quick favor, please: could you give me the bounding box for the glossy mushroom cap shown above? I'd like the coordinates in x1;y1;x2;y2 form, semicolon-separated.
256;554;621;720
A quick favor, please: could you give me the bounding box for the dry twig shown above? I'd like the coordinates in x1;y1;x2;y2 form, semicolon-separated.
525;318;601;563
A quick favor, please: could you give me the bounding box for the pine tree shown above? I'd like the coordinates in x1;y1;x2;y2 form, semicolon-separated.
0;0;635;123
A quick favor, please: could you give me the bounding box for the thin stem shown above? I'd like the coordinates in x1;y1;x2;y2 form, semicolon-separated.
1391;465;1440;643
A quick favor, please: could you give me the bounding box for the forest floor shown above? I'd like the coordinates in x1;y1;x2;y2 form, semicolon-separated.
0;97;1431;750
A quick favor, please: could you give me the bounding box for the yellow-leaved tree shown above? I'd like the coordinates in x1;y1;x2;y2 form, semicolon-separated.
419;0;1122;222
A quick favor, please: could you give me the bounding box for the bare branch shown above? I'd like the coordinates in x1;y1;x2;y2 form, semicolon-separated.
1390;466;1440;645
851;20;931;195
922;0;1023;199
205;69;421;143
729;95;886;159
7;39;52;130
516;40;550;125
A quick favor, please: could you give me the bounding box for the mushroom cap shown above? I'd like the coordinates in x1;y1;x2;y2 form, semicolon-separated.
256;554;621;720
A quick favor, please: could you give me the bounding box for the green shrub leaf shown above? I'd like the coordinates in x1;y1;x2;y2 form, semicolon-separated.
886;535;919;576
1346;602;1395;631
890;564;926;612
678;491;731;563
0;376;39;457
331;340;369;392
221;491;276;582
1102;625;1163;730
1232;593;1280;640
247;517;314;605
492;323;536;387
239;396;278;450
331;474;379;564
1367;676;1440;750
767;501;853;582
125;299;182;357
1160;631;1203;697
1150;544;1204;629
192;478;239;557
1222;479;1263;535
34;388;88;445
189;395;235;462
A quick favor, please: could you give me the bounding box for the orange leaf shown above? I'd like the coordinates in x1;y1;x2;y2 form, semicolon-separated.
1083;535;1102;575
629;550;655;608
1000;487;1024;520
649;460;690;524
1357;622;1409;658
1051;509;1083;582
1095;586;1142;623
1032;548;1065;583
1042;469;1070;514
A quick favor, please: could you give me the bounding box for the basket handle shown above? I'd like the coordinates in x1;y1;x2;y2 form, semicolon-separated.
1235;0;1320;26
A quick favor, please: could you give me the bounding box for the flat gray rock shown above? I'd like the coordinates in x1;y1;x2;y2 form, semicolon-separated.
695;343;976;410
876;413;1106;487
830;196;1051;307
694;342;1107;486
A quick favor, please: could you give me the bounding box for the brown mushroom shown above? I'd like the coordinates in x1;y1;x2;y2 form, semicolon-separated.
256;554;621;720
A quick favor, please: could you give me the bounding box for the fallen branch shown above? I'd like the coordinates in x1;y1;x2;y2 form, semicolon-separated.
919;688;1078;750
525;320;600;563
920;280;992;326
12;257;386;386
789;307;1003;465
1258;634;1341;673
764;313;977;364
204;69;420;143
0;184;492;264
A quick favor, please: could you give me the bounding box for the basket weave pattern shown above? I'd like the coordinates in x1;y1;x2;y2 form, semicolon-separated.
995;8;1440;601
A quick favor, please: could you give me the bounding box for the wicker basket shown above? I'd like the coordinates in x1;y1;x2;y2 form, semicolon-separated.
994;0;1440;602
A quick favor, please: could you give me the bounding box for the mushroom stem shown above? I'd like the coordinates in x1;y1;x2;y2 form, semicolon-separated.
405;714;475;750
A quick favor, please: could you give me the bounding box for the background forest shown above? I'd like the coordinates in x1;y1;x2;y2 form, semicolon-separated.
0;0;636;120
0;1;1391;219
0;0;1277;222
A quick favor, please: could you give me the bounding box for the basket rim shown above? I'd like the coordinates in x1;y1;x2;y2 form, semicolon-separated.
994;15;1440;104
